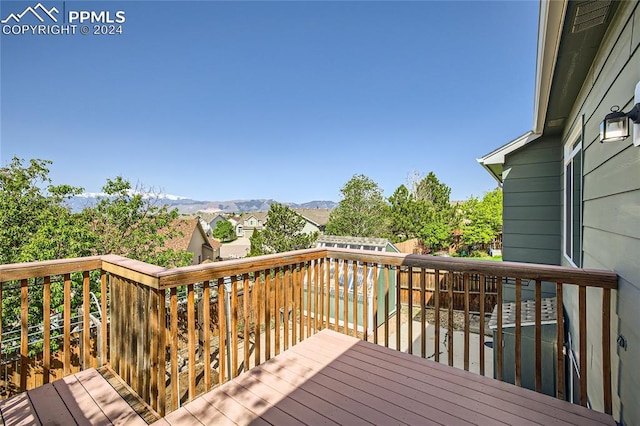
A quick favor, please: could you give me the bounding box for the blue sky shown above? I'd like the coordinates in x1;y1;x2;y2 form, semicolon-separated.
1;1;539;203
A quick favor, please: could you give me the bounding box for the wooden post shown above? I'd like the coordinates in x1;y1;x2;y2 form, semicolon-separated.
203;280;211;390
20;279;28;392
556;282;564;400
515;278;522;387
43;276;51;384
464;273;470;371
479;274;485;376
434;270;440;363
602;287;612;415
535;279;542;393
579;285;587;407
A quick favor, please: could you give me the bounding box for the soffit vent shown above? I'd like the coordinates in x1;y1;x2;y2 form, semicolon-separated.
572;0;612;33
547;117;565;128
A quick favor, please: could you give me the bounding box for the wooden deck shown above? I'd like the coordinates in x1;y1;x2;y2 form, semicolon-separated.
155;329;615;425
0;368;148;426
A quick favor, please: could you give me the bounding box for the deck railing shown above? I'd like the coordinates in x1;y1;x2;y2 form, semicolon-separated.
0;248;618;417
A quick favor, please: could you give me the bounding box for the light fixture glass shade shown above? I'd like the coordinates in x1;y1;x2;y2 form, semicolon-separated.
600;113;629;143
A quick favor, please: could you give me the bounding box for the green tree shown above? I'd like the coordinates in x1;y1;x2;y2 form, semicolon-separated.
0;158;89;264
248;203;318;256
460;188;503;247
414;172;457;252
212;220;236;242
83;176;192;268
388;184;424;243
326;174;389;238
388;172;457;252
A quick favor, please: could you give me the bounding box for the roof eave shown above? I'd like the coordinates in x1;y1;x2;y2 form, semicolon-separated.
532;0;568;134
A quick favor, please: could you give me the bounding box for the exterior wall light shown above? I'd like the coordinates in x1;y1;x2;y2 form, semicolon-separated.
600;104;639;143
600;81;640;146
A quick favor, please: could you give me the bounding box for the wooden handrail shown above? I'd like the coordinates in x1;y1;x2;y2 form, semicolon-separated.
0;249;619;417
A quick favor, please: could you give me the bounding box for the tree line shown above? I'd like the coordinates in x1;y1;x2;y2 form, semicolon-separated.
249;173;502;257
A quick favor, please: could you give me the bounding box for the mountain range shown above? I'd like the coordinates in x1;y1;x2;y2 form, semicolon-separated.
65;194;336;214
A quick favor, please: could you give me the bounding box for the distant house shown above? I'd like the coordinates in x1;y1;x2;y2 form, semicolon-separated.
293;208;331;234
236;212;268;238
478;1;636;422
208;214;227;230
165;218;220;264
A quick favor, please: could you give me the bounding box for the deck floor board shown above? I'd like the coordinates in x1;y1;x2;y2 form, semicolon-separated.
0;329;616;426
150;329;615;425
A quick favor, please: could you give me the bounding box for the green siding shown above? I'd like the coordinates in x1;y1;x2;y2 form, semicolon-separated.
559;2;640;423
502;136;561;266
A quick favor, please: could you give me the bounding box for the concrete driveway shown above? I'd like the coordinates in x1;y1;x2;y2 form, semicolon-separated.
220;237;251;259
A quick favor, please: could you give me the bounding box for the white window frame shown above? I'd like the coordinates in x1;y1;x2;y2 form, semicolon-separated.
563;123;583;267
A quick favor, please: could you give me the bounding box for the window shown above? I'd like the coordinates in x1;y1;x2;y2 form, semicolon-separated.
564;127;582;267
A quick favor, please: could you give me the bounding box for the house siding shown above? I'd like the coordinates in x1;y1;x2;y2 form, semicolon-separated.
502;136;562;266
560;2;640;423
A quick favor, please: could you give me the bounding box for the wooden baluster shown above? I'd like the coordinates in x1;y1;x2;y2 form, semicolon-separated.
420;268;426;358
218;279;226;385
170;287;179;409
110;277;120;377
231;276;238;377
515;278;522;387
157;288;167;416
313;259;324;333
556;282;564;400
448;272;454;367
284;267;290;350
352;261;358;337
334;260;339;332
43;276;51;384
318;259;325;331
291;266;298;345
535;279;542;393
100;271;108;367
275;268;281;356
139;285;148;404
602;287;612;415
363;262;369;342
408;267;413;354
188;284;196;401
385;265;390;348
265;272;271;361
434;269;440;363
496;276;503;381
579;285;587;407
243;274;250;372
82;271;90;370
479;274;485;376
0;281;2;393
203;280;211;390
64;274;71;377
396;267;401;351
133;284;141;395
254;273;261;367
150;287;159;411
464;273;470;371
343;260;349;336
373;263;379;345
325;259;331;330
20;278;28;391
307;262;313;338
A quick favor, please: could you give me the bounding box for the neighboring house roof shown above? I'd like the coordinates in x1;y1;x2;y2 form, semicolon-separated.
207;237;222;250
477;131;540;183
317;235;399;252
294;208;331;227
242;212;268;224
163;218;212;252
